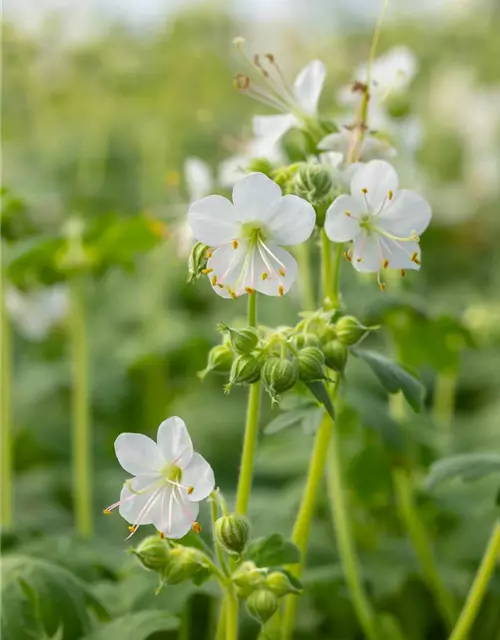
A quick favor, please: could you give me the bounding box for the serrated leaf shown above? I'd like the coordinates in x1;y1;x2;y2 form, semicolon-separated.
82;611;180;640
304;380;335;420
426;453;500;490
245;534;300;567
356;350;424;412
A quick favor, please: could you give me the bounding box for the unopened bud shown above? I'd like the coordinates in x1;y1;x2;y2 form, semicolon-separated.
323;339;348;372
245;158;274;177
335;315;373;345
291;333;321;349
294;163;333;205
265;571;302;597
225;354;262;392
297;346;326;382
271;164;301;193
233;561;265;597
198;345;234;380
187;241;211;282
133;535;170;572
215;514;251;554
218;323;259;355
246;589;280;625
163;547;207;585
261;356;298;403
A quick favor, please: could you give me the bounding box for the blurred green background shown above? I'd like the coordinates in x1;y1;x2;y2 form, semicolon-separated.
2;0;500;638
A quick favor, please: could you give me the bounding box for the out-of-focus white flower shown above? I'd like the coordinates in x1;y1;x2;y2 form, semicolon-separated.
319;127;396;164
188;172;315;298
105;416;215;539
218;138;283;188
5;286;69;341
325;160;431;284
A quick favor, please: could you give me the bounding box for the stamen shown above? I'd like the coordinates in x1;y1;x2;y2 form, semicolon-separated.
187;486;194;495
362;188;368;194
388;190;393;200
128;525;137;533
377;271;386;291
217;283;224;289
201;268;213;275
400;269;406;277
192;522;202;534
205;249;213;259
278;285;285;296
261;272;268;281
383;259;389;269
211;275;217;286
103;509;112;515
159;531;165;539
356;257;363;263
245;287;255;294
232;239;239;249
411;252;421;265
344;250;352;262
230;289;237;299
234;74;250;90
345;210;351;217
278;268;286;277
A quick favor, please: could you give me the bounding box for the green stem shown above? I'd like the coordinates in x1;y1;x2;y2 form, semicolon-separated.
320;229;332;306
326;422;380;640
215;599;227;640
247;292;257;329
449;521;500;640
225;587;239;640
1;292;13;527
294;243;315;311
393;468;458;631
433;371;457;433
330;244;344;309
69;274;92;537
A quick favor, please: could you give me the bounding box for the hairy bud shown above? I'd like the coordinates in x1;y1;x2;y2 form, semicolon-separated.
198;345;234;380
187;241;211;283
265;571;302;597
225;354;262;392
294;163;333;205
323;339;348;372
163;547;207;585
297;346;326;382
219;323;259;355
233;561;266;597
246;589;280;625
335;315;372;346
133;535;170;572
261;356;298;403
215;514;251;554
271;164;301;193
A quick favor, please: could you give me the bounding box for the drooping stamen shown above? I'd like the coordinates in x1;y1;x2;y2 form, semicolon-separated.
192;522;202;534
344;250;352;262
125;486;164;540
104;477;163;513
278;285;285;296
383;259;389;269
411;252;421;265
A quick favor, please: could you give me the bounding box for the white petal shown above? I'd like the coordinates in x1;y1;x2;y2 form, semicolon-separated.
188;195;238;246
118;476;163;526
293;60;326;115
184;157;213;202
252;114;296;146
232;173;282;223
114;433;164;475
157;417;194;469
182;453;215;502
206;243;249;298
379;237;421;271
351;160;399;211
358;137;397;162
351;232;384;272
154;487;199;539
324;195;363;242
218;154;248;188
318;131;350;157
318;151;344;170
252;243;298;296
378;189;432;237
265;195;316;245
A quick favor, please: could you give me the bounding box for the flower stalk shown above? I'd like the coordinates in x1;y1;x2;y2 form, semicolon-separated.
1;289;13;527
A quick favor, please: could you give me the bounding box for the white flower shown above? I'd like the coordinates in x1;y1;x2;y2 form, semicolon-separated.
6;285;68;341
188;172;316;298
236;51;326;149
319;127;396;165
324;160;431;283
218;138;283;188
105;417;215;539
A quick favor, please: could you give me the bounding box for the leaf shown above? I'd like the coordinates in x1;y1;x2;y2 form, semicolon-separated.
304;380;335;420
426;453;500;490
82;611;180;640
1;555;108;640
245;534;300;567
264;407;320;435
355;350;424;412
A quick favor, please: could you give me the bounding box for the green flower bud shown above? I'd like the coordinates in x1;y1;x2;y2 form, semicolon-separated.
232;561;266;597
133;535;170;572
246;589;280;625
215;514;251;554
261;356;298;403
297;346;326;382
245;158;275;177
225;354;262;392
323;339;348;372
294;163;333;205
271;164;301;192
198;345;234;380
335;315;371;346
319;324;337;343
187;241;211;283
163;547;207;585
219;323;259;355
265;571;302;597
291;333;321;349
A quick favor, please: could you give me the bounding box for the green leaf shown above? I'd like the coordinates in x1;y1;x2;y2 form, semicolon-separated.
1;555;108;640
82;611;180;640
245;534;300;567
304;380;335;420
426;453;500;490
355;350;425;412
264;407;321;435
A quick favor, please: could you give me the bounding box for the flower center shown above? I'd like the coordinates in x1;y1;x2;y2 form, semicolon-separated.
162;463;182;483
240;222;267;245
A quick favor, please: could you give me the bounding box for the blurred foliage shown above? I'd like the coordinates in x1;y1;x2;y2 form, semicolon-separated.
2;4;500;640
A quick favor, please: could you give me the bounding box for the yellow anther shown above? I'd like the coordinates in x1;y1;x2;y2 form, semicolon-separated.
261;272;268;281
187;486;194;495
379;282;386;291
361;188;368;194
211;275;218;286
230;290;237;299
192;522;202;534
278;285;285;296
400;269;406;277
158;530;165;539
383;259;389;269
343;251;352;263
205;249;213;259
245;287;255;295
201;268;213;275
128;525;137;533
345;210;351;217
411;252;421;265
103;509;112;515
278;268;286;277
388;190;393;200
356;257;362;263
217;283;224;289
232;239;239;249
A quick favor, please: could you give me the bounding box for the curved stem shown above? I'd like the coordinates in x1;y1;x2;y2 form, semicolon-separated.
393;468;458;631
69;274;92;537
1;292;13;527
449;521;500;640
326;419;380;640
